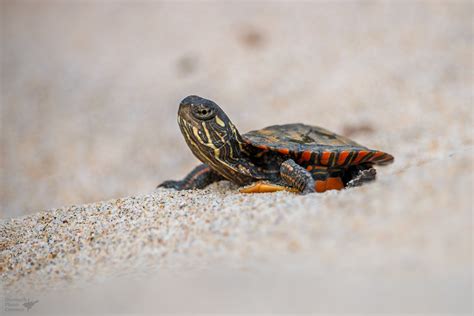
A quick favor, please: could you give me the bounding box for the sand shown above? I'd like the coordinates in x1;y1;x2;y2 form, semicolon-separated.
1;1;472;314
1;149;472;312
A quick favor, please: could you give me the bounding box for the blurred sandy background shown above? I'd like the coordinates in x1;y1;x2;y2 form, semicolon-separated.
1;1;472;314
2;1;471;218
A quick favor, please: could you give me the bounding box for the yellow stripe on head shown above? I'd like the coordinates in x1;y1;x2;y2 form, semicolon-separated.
215;116;226;127
202;122;213;144
192;126;201;141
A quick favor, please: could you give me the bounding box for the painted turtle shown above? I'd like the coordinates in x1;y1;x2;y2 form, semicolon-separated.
158;95;394;194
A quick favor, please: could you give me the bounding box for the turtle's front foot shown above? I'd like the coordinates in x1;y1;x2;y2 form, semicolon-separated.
157;164;224;191
157;180;184;190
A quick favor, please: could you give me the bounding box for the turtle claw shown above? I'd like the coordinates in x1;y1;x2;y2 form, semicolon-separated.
157;180;182;190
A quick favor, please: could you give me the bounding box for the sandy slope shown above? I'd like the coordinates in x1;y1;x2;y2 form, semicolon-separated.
1;148;472;312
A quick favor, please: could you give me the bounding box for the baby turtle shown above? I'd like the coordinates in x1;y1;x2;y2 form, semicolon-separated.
159;95;394;194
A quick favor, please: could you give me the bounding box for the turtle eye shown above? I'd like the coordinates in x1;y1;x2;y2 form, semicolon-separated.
191;104;216;120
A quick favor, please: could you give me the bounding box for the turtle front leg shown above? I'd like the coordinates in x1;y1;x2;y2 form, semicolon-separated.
157;164;223;190
280;159;315;194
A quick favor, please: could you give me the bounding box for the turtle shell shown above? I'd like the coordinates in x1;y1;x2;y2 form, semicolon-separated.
242;123;394;167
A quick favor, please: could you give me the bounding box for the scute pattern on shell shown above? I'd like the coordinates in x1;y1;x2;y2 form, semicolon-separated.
243;123;394;167
243;123;366;151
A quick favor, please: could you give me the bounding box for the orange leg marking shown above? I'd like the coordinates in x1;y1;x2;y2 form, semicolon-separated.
306;165;313;171
315;180;327;193
314;177;344;192
326;177;344;190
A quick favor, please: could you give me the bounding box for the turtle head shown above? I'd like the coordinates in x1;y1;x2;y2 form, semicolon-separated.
179;95;222;126
177;95;244;163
